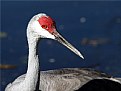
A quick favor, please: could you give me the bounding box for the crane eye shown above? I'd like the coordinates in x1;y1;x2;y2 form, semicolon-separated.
42;25;47;29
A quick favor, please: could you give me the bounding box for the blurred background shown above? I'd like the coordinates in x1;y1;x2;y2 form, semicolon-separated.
1;1;121;91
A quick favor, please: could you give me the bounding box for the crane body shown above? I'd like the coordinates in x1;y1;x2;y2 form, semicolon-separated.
5;13;121;91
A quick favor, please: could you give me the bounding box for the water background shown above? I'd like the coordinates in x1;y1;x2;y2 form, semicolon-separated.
1;1;121;91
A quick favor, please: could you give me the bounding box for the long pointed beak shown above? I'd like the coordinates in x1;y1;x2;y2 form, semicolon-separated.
52;31;84;59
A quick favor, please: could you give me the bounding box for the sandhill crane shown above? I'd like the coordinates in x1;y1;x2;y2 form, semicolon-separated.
5;13;121;91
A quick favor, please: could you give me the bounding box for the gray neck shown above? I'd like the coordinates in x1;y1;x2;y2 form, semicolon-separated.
23;31;40;90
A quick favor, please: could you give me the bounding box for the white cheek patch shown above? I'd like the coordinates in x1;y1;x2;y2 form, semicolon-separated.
32;21;55;39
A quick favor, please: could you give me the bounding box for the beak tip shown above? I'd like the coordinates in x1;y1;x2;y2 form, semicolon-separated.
80;55;84;60
78;53;84;59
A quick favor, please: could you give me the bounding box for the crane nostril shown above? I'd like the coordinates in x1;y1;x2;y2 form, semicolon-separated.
51;24;55;28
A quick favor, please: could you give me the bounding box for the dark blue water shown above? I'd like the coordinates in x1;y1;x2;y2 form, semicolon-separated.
1;1;121;91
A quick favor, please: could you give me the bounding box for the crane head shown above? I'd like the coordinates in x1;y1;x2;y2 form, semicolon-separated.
28;13;84;59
